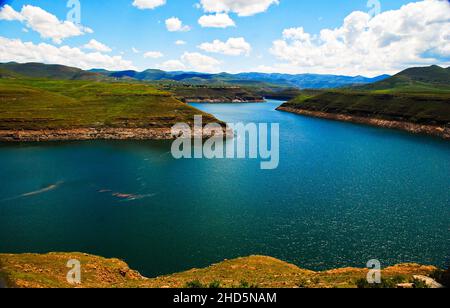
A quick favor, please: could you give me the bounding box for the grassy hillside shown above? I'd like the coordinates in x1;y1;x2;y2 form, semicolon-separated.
258;88;320;101
0;253;441;288
358;65;450;93
0;62;105;81
279;66;450;129
164;85;264;102
282;91;450;126
0;68;22;79
0;78;218;131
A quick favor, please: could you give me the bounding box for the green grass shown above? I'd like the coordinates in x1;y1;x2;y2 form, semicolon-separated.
0;62;104;81
160;84;264;102
358;65;450;93
282;90;450;126
361;77;450;94
281;65;450;127
0;253;439;289
0;78;219;130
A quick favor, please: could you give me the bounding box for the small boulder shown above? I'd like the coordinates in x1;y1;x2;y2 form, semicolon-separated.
413;275;445;289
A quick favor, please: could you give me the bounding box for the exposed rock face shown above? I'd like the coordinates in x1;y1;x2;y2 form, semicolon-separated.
0;127;234;142
0;128;174;142
277;107;450;140
413;275;445;288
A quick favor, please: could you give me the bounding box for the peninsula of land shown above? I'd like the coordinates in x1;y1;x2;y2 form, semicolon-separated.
0;64;225;142
277;66;450;139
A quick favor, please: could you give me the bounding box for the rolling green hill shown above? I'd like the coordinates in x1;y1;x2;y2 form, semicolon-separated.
0;68;22;79
278;66;450;138
0;78;219;135
282;91;450;126
0;62;106;81
165;85;264;103
358;65;450;93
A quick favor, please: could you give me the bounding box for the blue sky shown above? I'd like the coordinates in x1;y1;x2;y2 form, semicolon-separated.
0;0;449;76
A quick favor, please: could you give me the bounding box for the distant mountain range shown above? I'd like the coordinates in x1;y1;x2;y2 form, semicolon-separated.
0;62;389;89
90;68;390;89
230;72;390;89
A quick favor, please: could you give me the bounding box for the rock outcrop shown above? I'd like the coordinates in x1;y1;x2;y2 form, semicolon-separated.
0;126;234;142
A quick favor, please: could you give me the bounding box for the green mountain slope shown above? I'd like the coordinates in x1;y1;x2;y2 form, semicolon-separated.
359;65;450;93
0;78;219;132
282;91;450;126
278;66;450;137
0;62;105;81
0;68;22;79
167;85;264;102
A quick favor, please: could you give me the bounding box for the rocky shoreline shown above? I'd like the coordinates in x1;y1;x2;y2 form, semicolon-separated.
0;127;234;142
277;107;450;140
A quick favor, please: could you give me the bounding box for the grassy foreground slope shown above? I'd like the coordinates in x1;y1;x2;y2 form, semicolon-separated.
0;78;218;132
278;66;450;138
0;253;440;289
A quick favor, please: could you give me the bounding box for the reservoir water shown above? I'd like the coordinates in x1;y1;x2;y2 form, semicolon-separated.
0;100;449;277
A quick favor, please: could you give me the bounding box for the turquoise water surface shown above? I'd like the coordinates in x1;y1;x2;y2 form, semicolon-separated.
0;100;449;277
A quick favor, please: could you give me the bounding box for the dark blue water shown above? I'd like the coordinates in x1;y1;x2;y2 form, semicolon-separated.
0;100;449;277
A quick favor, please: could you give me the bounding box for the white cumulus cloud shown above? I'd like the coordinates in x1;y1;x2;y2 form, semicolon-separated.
0;5;92;44
0;4;24;21
132;0;166;10
175;40;187;45
83;39;112;52
157;60;186;71
165;17;191;32
198;13;235;28
157;52;221;72
198;37;251;56
270;0;450;76
0;36;135;71
181;52;221;72
143;51;164;58
200;0;279;17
